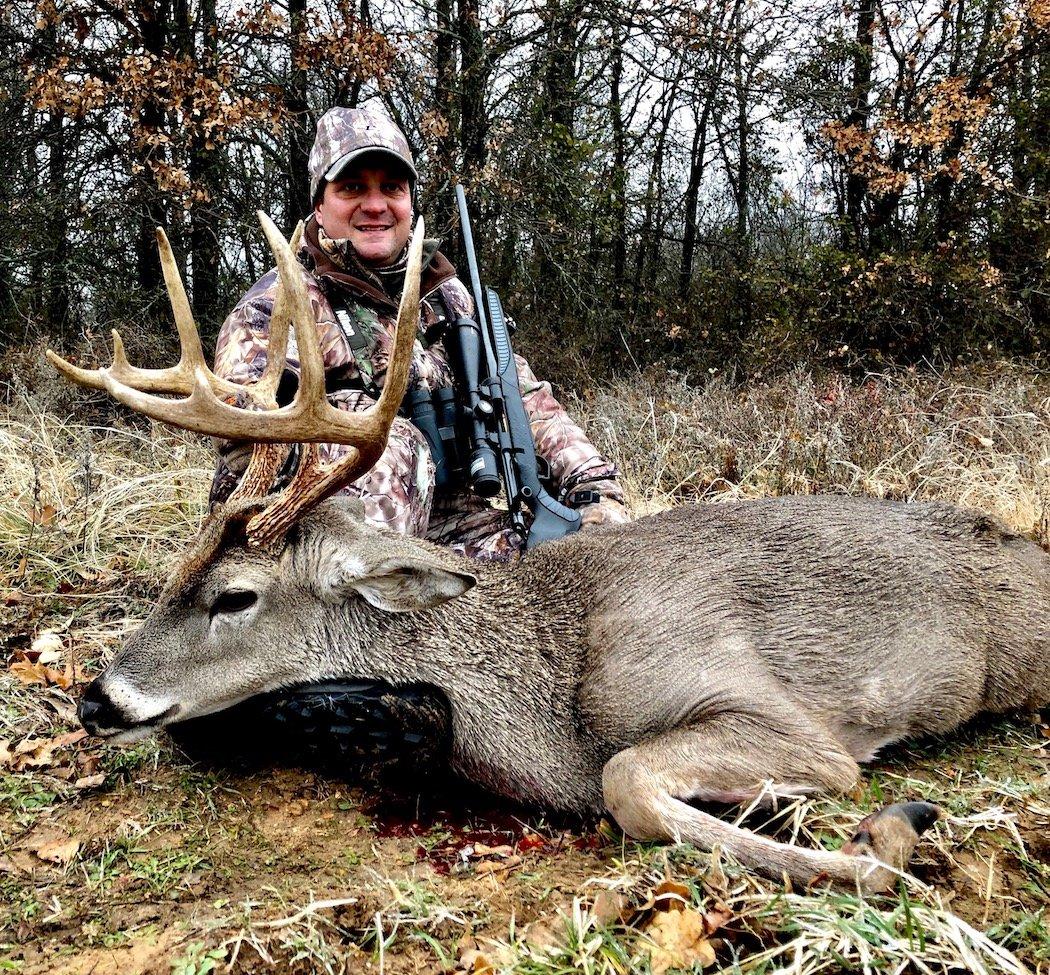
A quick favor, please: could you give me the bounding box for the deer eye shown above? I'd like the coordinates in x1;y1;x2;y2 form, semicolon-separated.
210;589;258;618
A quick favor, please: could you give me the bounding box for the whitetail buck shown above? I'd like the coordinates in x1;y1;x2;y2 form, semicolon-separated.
49;214;1049;893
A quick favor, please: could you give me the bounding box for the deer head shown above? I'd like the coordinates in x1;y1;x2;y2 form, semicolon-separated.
50;214;474;740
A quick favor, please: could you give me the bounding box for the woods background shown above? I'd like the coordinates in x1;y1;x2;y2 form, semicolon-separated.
2;0;1048;381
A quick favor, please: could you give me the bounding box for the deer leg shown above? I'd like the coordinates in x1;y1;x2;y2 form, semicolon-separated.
602;712;939;893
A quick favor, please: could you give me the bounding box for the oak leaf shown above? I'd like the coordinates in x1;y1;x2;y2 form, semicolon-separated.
645;908;716;974
34;836;80;866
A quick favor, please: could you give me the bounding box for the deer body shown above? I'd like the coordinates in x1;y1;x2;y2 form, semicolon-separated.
54;214;1048;894
89;493;1048;890
301;495;1047;819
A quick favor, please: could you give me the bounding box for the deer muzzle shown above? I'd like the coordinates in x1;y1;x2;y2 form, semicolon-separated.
79;674;181;740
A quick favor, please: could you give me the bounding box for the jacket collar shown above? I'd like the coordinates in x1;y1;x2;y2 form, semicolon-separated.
300;216;456;310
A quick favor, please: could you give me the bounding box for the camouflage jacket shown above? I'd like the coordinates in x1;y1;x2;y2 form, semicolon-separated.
211;217;627;554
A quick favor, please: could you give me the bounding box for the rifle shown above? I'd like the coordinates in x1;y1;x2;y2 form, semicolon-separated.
442;186;581;549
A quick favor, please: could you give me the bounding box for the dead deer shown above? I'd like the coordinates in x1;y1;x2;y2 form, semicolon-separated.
49;214;1050;894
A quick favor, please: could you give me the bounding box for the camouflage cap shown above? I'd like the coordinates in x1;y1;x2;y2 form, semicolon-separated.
309;103;418;204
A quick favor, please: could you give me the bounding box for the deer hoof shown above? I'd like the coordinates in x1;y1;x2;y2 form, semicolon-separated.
842;800;943;876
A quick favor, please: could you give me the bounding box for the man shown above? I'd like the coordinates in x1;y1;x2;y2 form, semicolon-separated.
210;101;629;558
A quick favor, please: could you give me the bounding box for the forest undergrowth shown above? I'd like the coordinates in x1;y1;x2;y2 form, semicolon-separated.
1;361;1048;974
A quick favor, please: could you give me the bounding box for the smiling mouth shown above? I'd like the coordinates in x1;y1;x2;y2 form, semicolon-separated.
355;225;393;232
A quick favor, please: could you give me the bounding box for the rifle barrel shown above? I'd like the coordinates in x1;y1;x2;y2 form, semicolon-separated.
455;186;489;336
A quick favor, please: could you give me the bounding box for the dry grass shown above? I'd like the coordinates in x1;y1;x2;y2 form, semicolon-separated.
570;364;1050;535
1;362;1048;975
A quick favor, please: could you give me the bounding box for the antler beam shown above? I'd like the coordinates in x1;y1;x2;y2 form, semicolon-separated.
47;212;425;549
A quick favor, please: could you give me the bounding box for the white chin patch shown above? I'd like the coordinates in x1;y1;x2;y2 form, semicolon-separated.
107;725;159;745
105;675;178;727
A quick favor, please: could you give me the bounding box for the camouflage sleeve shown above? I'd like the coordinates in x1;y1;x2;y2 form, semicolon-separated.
213;271;279;389
514;355;627;519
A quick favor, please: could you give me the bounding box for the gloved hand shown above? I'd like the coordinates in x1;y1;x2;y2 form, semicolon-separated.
579;497;631;528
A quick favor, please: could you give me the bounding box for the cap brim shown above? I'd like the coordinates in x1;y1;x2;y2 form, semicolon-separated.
325;147;417;185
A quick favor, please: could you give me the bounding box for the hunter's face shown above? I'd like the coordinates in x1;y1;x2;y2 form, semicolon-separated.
316;162;412;267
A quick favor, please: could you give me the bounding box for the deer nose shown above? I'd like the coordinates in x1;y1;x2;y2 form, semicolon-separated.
78;678;127;735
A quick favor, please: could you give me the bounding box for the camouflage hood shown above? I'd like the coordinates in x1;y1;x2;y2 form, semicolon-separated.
309;103;418;204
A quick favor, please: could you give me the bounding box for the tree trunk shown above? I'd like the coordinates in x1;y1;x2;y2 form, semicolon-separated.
845;0;875;249
632;74;679;294
609;18;626;286
432;0;457;219
286;0;312;226
731;13;752;332
189;0;222;333
43;109;72;336
458;0;488;180
134;0;169;297
679;101;712;301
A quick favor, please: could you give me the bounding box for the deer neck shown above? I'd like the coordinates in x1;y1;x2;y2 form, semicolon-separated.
328;562;604;811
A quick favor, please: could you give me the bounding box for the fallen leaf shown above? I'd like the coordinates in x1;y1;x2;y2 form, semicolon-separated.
29;504;57;527
456;935;495;975
472;843;514;857
0;852;37;876
2;729;87;771
591;889;627;926
520;918;562;952
74;774;106;790
8;660;49;686
34;836;80;866
458;949;494;975
704;902;733;936
8;659;72;689
41;690;78;724
518;832;547;852
475;855;521;875
646;877;688;910
645;908;716;974
49;729;87;749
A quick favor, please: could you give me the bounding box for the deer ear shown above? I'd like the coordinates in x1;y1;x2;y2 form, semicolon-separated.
347;556;476;613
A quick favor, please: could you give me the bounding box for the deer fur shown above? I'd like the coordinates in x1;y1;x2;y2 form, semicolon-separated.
80;494;1050;892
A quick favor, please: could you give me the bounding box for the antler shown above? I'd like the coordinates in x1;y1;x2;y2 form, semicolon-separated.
48;231;247;403
48;212;424;549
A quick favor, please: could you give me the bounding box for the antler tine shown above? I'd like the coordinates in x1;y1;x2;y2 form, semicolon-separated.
45;230;243;400
156;227;207;375
228;219;304;505
370;216;423;430
253;219;304;407
243;216;425;548
257;210;328;416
